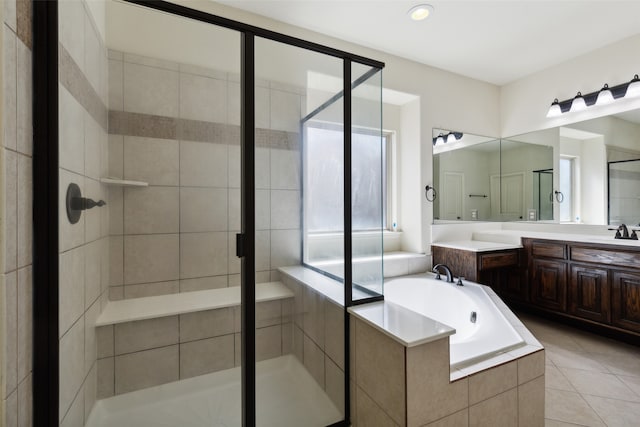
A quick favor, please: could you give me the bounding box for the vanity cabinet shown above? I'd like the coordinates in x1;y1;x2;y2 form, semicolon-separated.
569;264;609;323
530;258;567;311
520;238;640;343
611;270;640;333
432;238;640;342
431;245;526;300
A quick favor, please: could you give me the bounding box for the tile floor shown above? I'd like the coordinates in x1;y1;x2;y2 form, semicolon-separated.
517;312;640;427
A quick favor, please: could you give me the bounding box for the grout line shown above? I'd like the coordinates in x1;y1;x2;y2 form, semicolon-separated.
578;392;609;426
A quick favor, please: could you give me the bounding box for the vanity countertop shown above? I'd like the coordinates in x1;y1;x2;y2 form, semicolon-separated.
431;240;522;252
472;229;640;248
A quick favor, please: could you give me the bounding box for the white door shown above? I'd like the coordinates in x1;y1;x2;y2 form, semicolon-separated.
490;173;524;220
442;172;464;220
501;173;525;220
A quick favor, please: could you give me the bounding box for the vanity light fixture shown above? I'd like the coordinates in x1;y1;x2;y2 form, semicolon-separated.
595;84;614;106
546;99;562;117
626;74;640;98
569;92;587;113
432;131;463;146
408;4;434;21
546;74;640;117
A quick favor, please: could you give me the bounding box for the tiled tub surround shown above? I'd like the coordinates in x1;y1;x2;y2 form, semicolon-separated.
348;286;545;426
107;50;304;300
95;282;294;397
279;266;350;416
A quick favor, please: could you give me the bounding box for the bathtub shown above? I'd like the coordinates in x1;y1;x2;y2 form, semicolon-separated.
384;274;525;369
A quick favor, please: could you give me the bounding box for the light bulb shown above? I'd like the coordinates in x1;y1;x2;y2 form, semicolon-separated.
625;75;640;98
408;4;434;21
595;84;614;106
446;133;458;143
546;99;562;117
569;92;587;113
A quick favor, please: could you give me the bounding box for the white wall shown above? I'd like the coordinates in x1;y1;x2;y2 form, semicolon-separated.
399;98;422;252
501;33;640;137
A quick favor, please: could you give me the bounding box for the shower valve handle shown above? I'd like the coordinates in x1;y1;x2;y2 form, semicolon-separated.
71;197;106;210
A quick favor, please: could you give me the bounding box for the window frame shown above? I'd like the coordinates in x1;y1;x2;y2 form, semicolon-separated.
559;155;579;223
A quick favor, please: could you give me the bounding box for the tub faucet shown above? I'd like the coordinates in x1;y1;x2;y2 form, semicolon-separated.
432;264;454;283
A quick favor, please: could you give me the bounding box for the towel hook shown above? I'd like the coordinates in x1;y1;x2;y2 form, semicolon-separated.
425;185;437;202
554;190;564;203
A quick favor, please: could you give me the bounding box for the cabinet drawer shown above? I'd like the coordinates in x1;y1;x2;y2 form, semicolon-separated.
479;251;518;270
571;247;640;267
531;241;566;259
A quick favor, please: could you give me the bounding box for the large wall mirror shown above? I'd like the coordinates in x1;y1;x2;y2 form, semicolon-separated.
432;129;553;222
433;108;640;225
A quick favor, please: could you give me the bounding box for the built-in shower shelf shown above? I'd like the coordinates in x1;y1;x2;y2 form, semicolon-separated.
100;177;149;187
96;281;293;326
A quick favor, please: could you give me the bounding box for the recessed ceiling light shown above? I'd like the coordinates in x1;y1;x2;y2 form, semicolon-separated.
408;4;434;21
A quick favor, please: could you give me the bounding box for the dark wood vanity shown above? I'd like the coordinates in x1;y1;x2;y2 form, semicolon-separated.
433;238;640;344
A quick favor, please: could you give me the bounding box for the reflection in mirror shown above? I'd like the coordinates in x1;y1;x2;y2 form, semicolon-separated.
532;168;553;220
506;108;640;225
432;129;500;221
432;129;553;222
498;138;554;221
608;159;640;226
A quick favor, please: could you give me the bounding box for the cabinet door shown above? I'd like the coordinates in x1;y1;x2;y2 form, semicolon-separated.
569;265;610;323
501;267;529;303
531;259;567;311
611;271;640;333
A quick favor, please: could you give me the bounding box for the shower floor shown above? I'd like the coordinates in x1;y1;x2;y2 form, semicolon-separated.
87;355;342;427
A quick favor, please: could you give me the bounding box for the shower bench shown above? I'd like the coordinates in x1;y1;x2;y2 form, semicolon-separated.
94;282;294;397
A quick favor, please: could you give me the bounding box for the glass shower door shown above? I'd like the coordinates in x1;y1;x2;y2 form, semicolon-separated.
253;36;345;426
58;1;244;425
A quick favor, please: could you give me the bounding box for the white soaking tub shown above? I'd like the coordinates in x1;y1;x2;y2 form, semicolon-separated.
384;273;525;369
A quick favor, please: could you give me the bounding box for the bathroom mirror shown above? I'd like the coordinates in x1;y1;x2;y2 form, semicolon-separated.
505;108;640;225
432;129;552;222
434;108;640;225
432;130;500;221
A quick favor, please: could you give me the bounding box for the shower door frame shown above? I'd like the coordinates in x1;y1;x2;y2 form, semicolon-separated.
32;1;384;426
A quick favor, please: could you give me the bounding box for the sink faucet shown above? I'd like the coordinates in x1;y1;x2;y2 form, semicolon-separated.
609;224;638;240
432;264;454;283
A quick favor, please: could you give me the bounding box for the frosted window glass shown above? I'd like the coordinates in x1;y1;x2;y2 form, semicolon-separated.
306;127;384;232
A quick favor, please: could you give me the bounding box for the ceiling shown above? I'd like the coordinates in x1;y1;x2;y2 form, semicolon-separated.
218;1;640;86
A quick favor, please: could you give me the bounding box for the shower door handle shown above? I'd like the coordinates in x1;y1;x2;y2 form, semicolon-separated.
236;233;245;258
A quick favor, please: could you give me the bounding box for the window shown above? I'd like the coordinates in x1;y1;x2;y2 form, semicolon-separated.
304;124;389;232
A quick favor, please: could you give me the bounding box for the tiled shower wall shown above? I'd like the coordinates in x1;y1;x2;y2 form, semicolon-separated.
107;51;303;300
1;0;33;425
58;0;110;425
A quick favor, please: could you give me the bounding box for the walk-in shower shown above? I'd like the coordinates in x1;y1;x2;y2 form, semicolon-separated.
33;0;384;425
